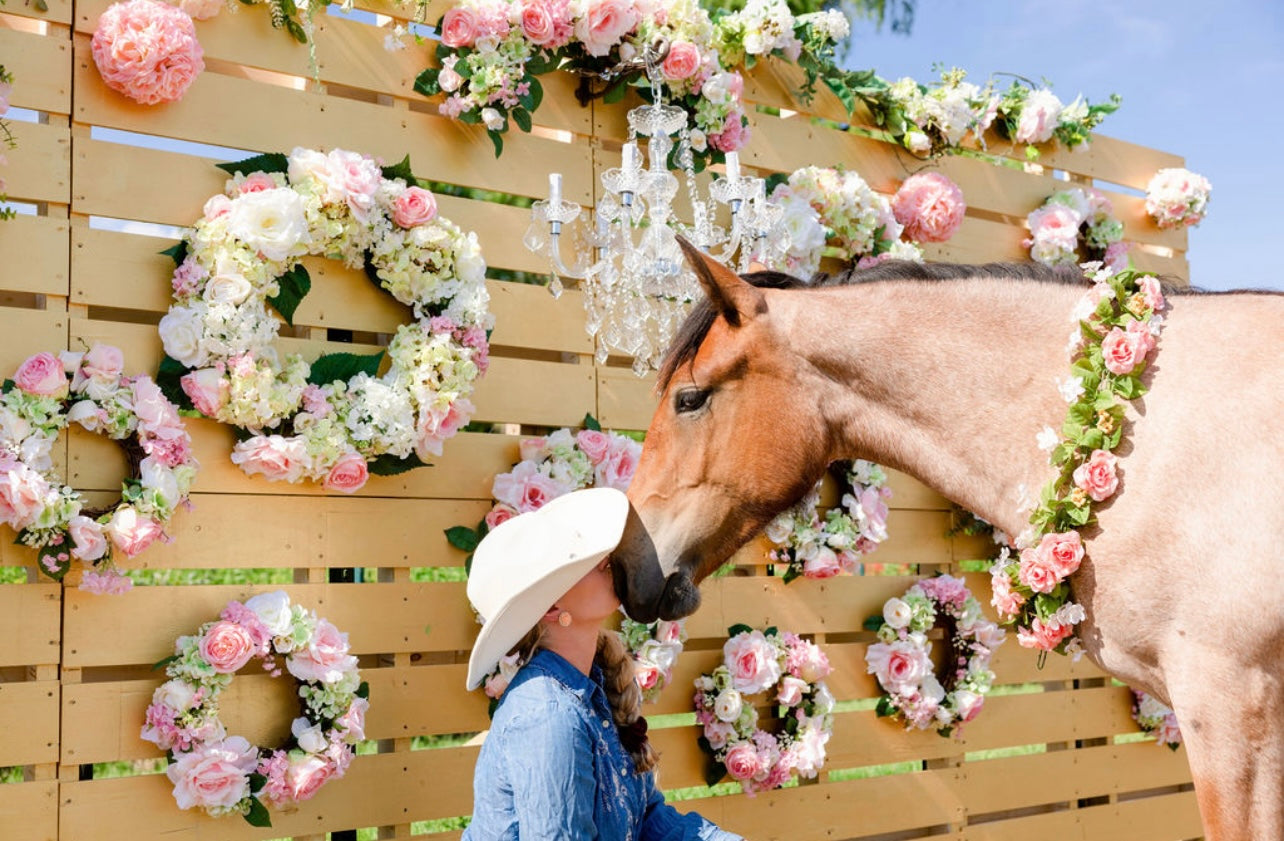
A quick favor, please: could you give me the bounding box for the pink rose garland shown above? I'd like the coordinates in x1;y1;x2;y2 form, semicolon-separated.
91;0;204;106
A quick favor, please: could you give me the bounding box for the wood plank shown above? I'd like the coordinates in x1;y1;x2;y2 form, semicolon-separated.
0;308;69;372
0;780;58;841
0;0;72;25
0;215;70;295
595;364;657;431
983;131;1188;195
0;679;60;765
960;790;1203;841
0;27;72;115
0;584;62;667
3;121;71;205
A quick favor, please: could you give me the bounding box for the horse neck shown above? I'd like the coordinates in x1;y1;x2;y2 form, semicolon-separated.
782;277;1083;537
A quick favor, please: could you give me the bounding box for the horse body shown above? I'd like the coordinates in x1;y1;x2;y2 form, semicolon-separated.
612;244;1284;840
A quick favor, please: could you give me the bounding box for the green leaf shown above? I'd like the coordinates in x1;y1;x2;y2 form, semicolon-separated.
243;797;272;828
1067;505;1091;527
306;351;384;387
160;241;189;266
356;681;370;700
266;264;312;326
381;155;417;184
1078;428;1104;451
156;355;196;413
284;15;308;43
445;525;481;553
527;76;544;111
216;153;290;176
1113;376;1138;399
602;78;628;104
248;772;266;794
781;565;800;584
582;413;601;432
702;753;727;788
367;451;428;477
862;615;884;632
511;108;532;134
822;75;857;113
726;623;753;638
414;67;441;97
875;696;896;717
487;129;504;158
151;653;180;671
763;626;778;638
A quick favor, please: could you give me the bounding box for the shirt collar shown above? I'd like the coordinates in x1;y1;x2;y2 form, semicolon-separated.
527;648;608;706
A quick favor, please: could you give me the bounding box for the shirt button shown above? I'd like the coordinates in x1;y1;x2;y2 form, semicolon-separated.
601;718;610;728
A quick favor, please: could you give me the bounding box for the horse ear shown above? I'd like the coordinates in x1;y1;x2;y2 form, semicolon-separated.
676;236;767;327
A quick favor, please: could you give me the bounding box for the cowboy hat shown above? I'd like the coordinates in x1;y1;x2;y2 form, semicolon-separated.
465;487;629;690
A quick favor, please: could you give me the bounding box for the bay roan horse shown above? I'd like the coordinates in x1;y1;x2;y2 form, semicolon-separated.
611;238;1283;840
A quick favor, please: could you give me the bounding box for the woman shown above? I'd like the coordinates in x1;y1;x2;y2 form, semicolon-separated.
462;487;742;841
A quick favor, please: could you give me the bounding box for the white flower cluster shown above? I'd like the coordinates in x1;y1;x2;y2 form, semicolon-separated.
887;70;998;155
1144;168;1211;230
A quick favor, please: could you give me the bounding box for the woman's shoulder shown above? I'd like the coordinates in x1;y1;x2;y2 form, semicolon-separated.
493;660;591;732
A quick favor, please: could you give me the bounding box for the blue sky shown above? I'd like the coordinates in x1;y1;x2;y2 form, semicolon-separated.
844;0;1284;291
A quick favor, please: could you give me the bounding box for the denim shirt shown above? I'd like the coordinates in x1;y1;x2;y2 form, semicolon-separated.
462;649;742;841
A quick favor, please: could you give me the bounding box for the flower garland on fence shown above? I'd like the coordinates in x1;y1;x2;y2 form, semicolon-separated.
446;416;688;704
91;0;204;105
1144;168;1211;230
0;62;15;221
1132;690;1182;750
158;147;492;493
763;459;891;581
864;575;1005;736
694;625;834;795
141;591;369;827
770;166;922;277
990;263;1166;656
412;0;850;163
0;347;198;594
1026;187;1129;272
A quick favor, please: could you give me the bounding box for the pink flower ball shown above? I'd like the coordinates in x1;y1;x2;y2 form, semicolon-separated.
892;172;966;243
91;0;205;106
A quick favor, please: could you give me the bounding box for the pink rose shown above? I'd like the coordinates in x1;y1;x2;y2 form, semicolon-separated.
287;618;358;683
203;194;232;220
518;0;555;44
336;697;369;743
1101;326;1146;375
709;111;749;153
1038;531;1084;578
723;631;782;695
0;460;51;529
593;439;641;490
166;737;257;811
634;661;661;691
1139;275;1166;312
231;435;311;483
493;461;569;512
238;172;277;195
802;547;842;579
776;676;807;707
954;689;984;723
415;398;475;460
892;172;966;243
484;504;518;530
661;41;700;80
1017;548;1060;594
1014;89;1061;145
703;720;735;751
1127;318;1156;356
200;620;256;673
15;352;69;397
132;377;183;437
180;368;229;417
393;186;438;228
326;149;382;223
285;755;336;802
990;569;1025;617
724;742;764;782
575;0;639;57
80;343;125;383
1072;449;1118;502
1016;617;1074;651
517;437;548;462
656;620;683;644
440;6;479;47
865;640;931;694
68;515;108;561
575;429;612;463
105;508;164;557
324;451;369;494
1026;204;1081;251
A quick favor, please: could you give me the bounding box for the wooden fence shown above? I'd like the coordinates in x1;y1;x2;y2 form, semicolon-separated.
0;0;1205;839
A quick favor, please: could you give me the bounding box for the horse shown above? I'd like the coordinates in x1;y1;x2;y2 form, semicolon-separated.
610;239;1284;840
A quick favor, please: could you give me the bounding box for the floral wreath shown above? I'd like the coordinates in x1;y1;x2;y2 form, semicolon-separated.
990;263;1166;655
158;147;492;493
1144;168;1211;230
447;416;687;703
764;459;891;582
1026;186;1129;272
141;591;369;827
1132;689;1182;750
412;0;849;166
770;166;923;277
694;625;834;795
864;575;1005;736
0;346;198;594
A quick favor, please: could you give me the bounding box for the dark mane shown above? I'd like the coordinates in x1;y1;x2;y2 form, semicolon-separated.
657;260;1083;391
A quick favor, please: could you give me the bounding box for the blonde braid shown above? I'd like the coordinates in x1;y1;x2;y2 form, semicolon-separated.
596;630;658;774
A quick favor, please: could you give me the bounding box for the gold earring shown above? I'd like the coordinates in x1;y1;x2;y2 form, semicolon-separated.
557;611;572;627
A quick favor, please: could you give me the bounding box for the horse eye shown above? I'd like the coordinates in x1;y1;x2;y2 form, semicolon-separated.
674;388;709;414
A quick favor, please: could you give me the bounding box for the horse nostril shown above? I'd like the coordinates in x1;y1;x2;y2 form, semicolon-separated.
657;572;702;621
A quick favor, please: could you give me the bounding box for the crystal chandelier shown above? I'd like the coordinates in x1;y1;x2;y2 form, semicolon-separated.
524;43;790;375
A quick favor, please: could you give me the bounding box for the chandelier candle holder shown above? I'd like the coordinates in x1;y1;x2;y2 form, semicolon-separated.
526;51;789;375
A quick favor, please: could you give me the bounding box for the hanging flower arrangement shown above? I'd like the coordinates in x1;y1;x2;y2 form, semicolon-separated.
764;460;891;581
694;625;835;795
158;148;492;493
1144;168;1211;230
91;0;204;105
620;616;686;703
141;591;369;826
1026;187;1128;272
864;575;1005;736
0;346;198;594
993;78;1121;159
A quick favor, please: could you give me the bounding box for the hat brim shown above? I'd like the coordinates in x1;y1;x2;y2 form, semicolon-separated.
465;547;611;690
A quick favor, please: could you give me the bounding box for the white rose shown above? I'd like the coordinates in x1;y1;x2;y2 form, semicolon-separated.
639;640;678;673
226;188;309;263
438;67;463;93
204;261;253;305
906;131;931;153
713;688;743;723
158;305;209;369
19;434;54;473
455;233;486;284
139;456;181;510
156;679;198;711
695;675;715;692
743;29;765;54
781;196;826;259
701;73;731;105
764;513;793;544
921;673;946;704
812;683;835;715
480;108;506;131
66;400;101;432
882;597;913;630
688;129;707;152
244;591;294;635
291;717;328;754
287;148;332;191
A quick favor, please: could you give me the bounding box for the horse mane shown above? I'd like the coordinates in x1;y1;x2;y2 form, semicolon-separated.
657;260;1082;391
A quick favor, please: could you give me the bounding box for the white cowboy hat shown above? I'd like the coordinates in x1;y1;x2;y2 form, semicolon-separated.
465;487;630;691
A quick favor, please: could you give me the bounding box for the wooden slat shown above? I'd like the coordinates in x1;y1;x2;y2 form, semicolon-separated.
0;584;62;667
0;215;70;295
0;780;58;841
3;121;71;204
0;0;73;25
595;364;657;431
0;679;60;765
0;27;72;114
961;790;1203;841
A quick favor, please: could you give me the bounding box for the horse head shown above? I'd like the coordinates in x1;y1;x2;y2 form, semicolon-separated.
615;239;834;622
